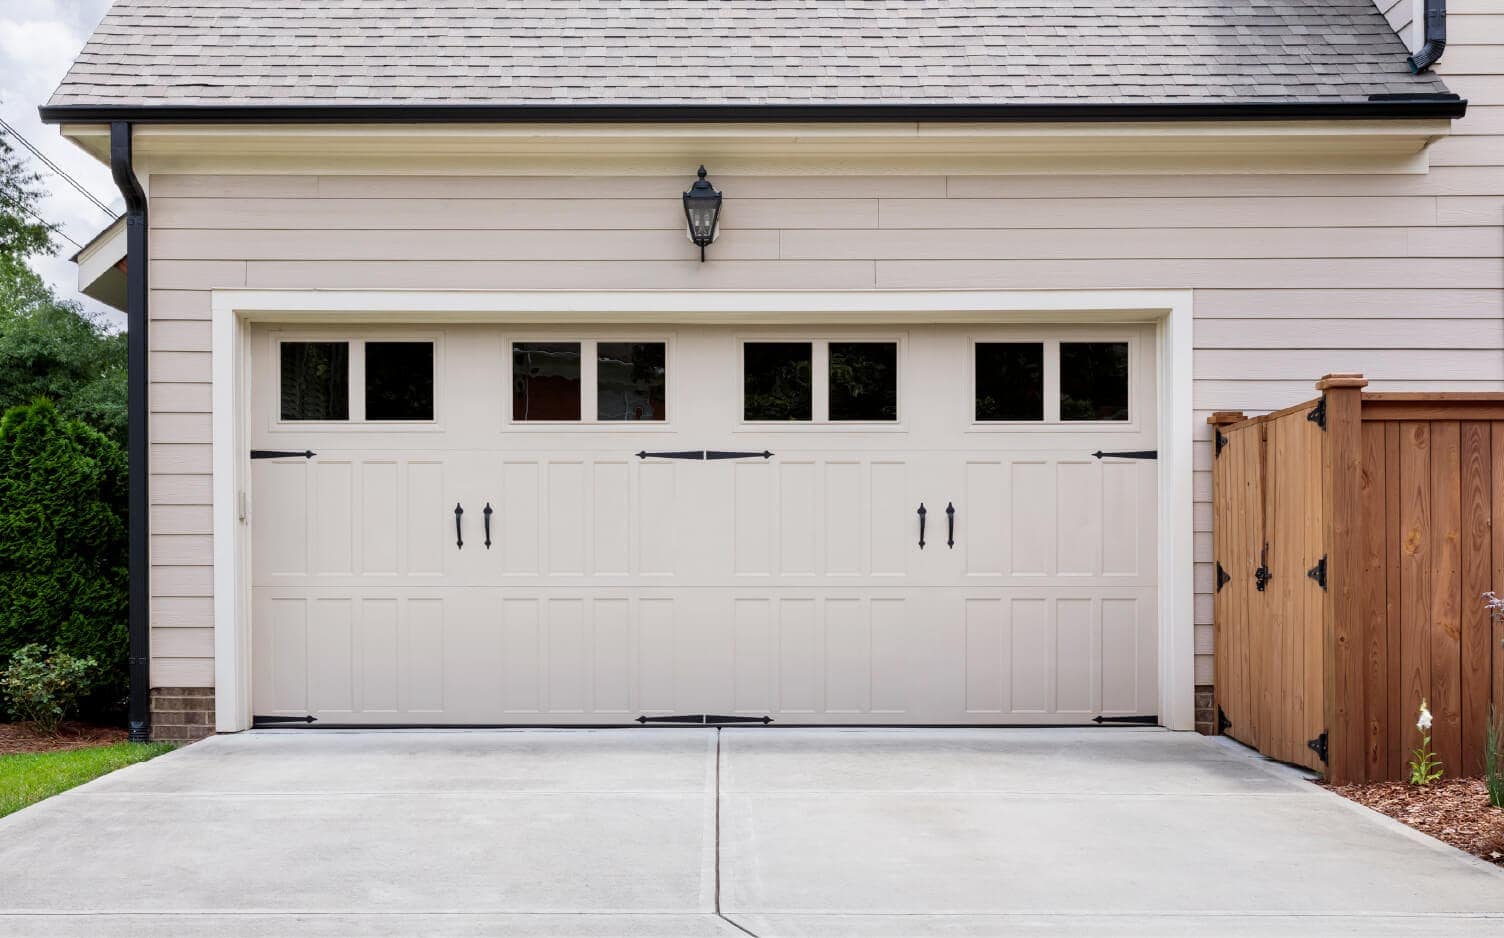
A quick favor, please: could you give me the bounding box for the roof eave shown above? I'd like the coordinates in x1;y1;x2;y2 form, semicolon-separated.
38;96;1469;125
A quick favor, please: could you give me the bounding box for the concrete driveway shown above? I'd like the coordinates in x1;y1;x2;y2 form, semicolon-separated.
1;728;1502;937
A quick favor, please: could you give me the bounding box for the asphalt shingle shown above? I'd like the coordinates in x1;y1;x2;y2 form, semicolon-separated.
46;0;1450;108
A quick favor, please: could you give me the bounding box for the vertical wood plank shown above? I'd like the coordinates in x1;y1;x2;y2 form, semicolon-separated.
1317;375;1367;782
1459;422;1492;776
1398;421;1432;768
1385;422;1404;778
1306;405;1328;775
1428;421;1462;778
1493;424;1504;739
1359;420;1389;782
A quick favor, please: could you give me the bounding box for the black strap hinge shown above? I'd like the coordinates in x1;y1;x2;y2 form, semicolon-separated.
1217;706;1232;734
1215;430;1229;458
1091;450;1157;460
1216;562;1231;592
1091;714;1157;725
253;714;318;726
635;713;773;725
1307;555;1327;590
250;449;315;460
1308;730;1328;764
1307;397;1327;430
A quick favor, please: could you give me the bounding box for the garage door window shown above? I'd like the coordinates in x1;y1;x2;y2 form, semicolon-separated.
280;342;349;421
829;342;898;422
975;342;1043;422
513;342;583;421
744;342;813;421
597;342;667;421
1060;342;1129;421
366;342;434;421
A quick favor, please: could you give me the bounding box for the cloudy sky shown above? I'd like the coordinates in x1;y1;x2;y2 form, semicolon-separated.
1;0;120;324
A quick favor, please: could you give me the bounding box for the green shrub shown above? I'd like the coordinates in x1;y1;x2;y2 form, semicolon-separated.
1;644;97;734
0;399;127;713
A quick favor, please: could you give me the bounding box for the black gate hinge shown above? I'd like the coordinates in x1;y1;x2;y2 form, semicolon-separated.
1307;555;1327;590
1308;730;1329;764
1092;714;1157;725
253;714;318;726
1307;397;1327;430
1215;430;1229;458
1254;564;1272;591
1216;562;1231;592
1217;706;1232;734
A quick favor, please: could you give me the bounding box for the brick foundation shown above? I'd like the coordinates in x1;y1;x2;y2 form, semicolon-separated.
1194;684;1216;735
149;687;215;742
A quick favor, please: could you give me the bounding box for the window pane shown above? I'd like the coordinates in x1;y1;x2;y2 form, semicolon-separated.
975;342;1043;421
512;342;582;421
597;342;667;421
365;342;434;421
743;342;812;421
1061;342;1129;421
829;342;897;422
280;342;348;421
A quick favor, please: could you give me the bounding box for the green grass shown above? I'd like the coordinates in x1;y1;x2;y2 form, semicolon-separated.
0;742;175;818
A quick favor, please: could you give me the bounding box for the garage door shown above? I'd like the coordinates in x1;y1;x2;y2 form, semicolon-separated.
249;322;1157;725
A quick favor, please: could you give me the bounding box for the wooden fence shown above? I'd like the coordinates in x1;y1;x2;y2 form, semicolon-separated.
1211;375;1504;784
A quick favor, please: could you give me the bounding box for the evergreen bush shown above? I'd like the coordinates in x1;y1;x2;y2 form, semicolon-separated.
0;399;127;714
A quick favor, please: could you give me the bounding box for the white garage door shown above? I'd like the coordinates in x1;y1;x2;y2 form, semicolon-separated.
249;322;1157;725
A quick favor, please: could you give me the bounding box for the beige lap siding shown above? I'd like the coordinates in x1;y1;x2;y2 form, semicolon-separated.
144;10;1504;695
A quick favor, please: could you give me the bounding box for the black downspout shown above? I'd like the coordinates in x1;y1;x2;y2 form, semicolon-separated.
109;122;150;743
1408;0;1447;73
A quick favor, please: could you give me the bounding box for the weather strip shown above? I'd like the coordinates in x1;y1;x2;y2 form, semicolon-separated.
714;728;760;938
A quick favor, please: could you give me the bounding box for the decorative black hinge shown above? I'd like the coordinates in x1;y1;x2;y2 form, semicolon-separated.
1092;450;1158;460
1307;730;1329;764
635;713;773;725
1217;707;1232;734
1308;397;1327;430
253;714;318;726
1254;546;1272;591
1216;562;1231;592
1307;555;1328;590
1215;430;1229;458
637;450;707;460
705;450;774;460
250;449;315;460
1092;714;1157;725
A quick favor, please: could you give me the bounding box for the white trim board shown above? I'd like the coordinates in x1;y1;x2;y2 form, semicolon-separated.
210;288;1196;731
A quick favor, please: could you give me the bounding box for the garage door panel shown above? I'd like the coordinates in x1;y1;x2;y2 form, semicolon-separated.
249;322;1158;725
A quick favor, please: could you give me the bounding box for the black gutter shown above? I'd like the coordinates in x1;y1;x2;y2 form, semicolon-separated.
1408;0;1447;74
109;122;150;744
39;96;1467;125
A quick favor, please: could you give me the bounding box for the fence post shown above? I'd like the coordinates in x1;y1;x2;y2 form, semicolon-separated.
1317;373;1368;783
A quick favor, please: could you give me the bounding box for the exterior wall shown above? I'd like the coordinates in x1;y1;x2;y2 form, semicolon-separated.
1373;0;1421;51
142;9;1504;705
149;686;215;742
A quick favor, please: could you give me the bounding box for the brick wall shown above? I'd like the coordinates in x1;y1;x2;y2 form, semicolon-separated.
1195;684;1216;736
150;687;214;742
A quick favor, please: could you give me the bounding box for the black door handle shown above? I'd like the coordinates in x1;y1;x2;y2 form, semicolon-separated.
454;503;464;549
946;502;956;549
483;502;493;550
917;503;927;550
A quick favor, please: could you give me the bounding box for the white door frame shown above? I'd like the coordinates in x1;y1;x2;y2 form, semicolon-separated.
211;289;1195;732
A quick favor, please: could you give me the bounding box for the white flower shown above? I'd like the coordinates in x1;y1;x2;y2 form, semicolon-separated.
1417;699;1433;732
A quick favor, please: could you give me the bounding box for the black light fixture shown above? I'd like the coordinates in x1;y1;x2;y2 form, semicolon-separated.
682;165;722;262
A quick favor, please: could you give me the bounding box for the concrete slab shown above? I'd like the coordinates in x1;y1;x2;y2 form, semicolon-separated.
1;726;1501;937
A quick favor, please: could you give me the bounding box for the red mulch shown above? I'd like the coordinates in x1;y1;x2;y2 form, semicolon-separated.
1328;776;1504;866
0;722;127;755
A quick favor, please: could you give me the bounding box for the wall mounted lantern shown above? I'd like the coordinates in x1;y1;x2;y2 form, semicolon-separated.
683;165;722;262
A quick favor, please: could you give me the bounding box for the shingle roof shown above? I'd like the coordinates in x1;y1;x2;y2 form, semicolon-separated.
47;0;1449;109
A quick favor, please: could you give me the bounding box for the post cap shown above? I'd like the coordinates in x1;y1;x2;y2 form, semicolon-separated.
1316;373;1368;390
1207;411;1246;426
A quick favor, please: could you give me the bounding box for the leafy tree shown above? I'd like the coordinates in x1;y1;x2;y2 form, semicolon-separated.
0;257;127;443
0;399;128;715
0;132;53;259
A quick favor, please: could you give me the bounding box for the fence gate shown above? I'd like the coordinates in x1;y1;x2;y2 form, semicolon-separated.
1212;404;1327;773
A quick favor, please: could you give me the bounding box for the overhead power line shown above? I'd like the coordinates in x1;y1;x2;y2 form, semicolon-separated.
0;116;116;217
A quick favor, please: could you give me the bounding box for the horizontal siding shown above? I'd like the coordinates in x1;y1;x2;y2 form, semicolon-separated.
143;13;1504;691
